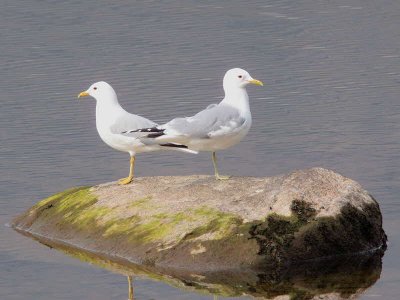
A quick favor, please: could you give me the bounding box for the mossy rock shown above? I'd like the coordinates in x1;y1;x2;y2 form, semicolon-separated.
12;168;386;272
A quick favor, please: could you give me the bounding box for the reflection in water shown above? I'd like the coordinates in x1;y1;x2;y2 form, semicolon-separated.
127;276;134;300
17;230;384;300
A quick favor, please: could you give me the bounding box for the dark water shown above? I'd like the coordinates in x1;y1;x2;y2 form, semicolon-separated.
1;0;400;299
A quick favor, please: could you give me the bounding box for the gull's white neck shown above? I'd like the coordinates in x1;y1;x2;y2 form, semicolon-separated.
95;92;124;127
95;89;120;107
221;86;250;114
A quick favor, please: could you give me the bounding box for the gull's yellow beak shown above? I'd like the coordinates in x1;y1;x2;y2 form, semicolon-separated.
248;79;264;86
77;91;89;99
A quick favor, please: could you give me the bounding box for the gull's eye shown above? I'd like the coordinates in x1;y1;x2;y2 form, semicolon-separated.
93;87;97;90
238;75;242;79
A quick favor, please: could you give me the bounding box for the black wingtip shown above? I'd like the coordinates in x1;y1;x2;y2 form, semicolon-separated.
123;127;166;137
140;127;165;138
147;132;165;138
138;127;164;133
160;143;188;149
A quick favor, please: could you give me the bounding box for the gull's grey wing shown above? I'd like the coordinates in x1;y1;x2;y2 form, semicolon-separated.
111;112;157;138
164;104;246;138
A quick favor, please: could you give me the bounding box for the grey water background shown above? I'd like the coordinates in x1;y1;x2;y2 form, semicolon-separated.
1;0;400;299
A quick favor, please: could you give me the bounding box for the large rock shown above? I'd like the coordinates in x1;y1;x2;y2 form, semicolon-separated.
12;168;386;272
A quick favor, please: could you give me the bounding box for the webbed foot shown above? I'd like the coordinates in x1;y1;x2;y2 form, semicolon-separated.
215;174;231;180
118;176;133;185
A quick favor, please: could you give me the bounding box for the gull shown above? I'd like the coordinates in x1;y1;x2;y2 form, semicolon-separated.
78;81;196;185
124;68;263;180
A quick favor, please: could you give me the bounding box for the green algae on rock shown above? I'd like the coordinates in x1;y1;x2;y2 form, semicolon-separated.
12;168;386;272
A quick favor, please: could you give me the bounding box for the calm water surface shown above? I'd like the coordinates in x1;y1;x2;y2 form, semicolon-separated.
1;0;400;299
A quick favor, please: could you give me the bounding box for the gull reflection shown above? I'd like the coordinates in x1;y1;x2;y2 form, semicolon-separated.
127;276;134;300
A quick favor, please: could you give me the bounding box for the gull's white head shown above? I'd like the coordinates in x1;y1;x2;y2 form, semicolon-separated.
223;68;263;90
77;81;118;103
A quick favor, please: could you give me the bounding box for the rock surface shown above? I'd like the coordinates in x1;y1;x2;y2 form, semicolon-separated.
12;168;386;272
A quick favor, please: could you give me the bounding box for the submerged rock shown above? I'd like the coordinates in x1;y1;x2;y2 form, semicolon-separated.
12;168;386;272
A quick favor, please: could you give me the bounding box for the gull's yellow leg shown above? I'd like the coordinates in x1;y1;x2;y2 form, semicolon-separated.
212;151;231;180
118;156;135;185
127;275;134;300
